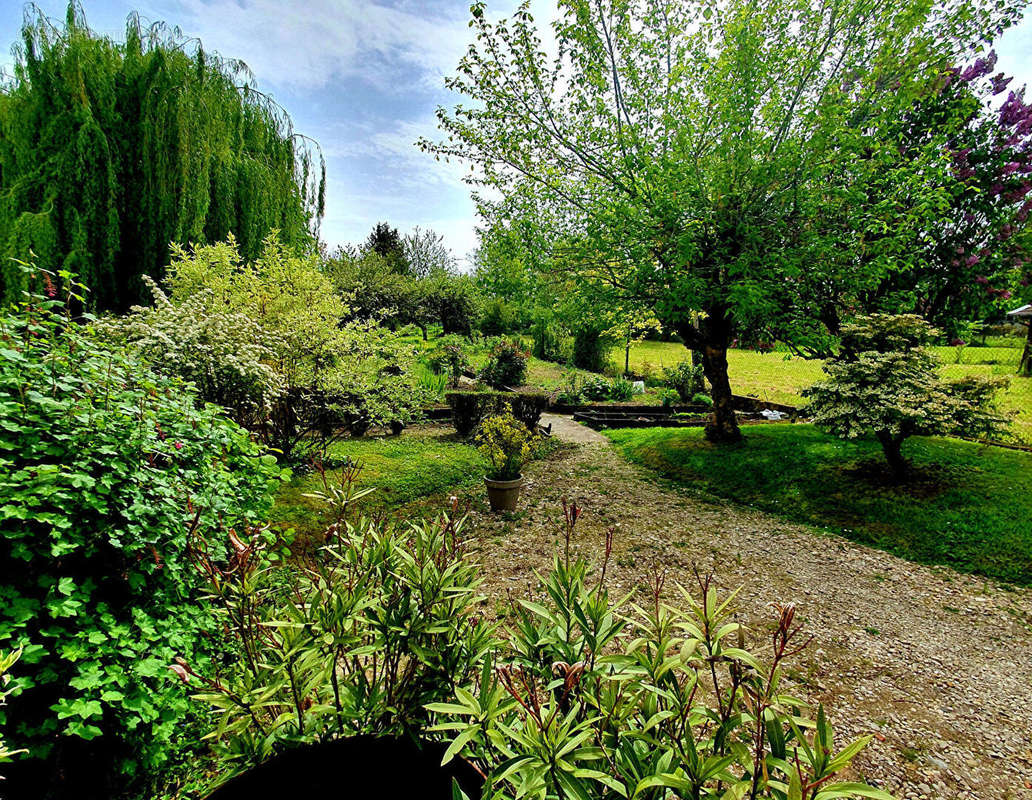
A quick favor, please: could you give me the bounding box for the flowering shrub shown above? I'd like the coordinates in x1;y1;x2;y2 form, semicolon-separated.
431;506;889;800
476;413;533;480
803;314;1009;477
96;277;284;429
479;337;530;388
0;272;281;795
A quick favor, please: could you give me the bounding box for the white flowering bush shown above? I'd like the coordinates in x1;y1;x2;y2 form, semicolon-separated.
803;314;1009;477
97;279;284;429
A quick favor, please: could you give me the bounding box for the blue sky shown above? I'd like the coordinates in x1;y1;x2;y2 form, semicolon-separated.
1;0;1031;268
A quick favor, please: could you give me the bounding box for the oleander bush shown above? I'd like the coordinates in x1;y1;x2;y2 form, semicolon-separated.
427;334;473;387
479;338;530;389
430;508;891;800
183;481;494;785
0;270;282;796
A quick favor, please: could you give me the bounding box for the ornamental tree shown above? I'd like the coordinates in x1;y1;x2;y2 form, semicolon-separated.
802;315;1008;478
424;0;1020;442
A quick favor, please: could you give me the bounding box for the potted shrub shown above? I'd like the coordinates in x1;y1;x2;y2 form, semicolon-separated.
476;413;532;512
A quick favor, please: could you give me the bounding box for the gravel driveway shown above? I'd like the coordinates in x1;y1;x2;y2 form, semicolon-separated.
458;426;1032;800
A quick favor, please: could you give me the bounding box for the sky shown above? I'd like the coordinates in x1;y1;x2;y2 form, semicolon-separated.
0;0;1031;269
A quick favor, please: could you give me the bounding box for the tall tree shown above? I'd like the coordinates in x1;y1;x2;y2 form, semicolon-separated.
424;0;1021;442
365;221;408;274
402;225;456;278
0;3;325;310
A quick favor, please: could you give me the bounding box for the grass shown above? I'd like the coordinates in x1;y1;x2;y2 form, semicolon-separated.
271;428;488;542
626;339;1031;442
605;424;1032;585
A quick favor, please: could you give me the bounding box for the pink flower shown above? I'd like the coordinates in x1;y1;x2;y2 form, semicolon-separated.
173;441;182;451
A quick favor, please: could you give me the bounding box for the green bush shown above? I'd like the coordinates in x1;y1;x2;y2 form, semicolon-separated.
509;392;549;431
426;334;472;387
803;314;1009;478
609;376;637;401
479;337;530;389
446;391;511;437
479;298;519;336
432;514;885;800
571;326;613;372
691;392;714;407
530;315;565;363
187;493;494;779
580;375;614;401
663;360;705;402
0;274;281;793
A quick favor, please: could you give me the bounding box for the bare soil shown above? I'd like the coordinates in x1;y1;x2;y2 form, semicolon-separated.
455;422;1032;800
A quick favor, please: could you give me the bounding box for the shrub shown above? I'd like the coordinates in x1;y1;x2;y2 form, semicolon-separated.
663;360;706;402
571;326;613;372
95;277;284;429
657;387;680;407
446;391;511;437
530;315;565;363
554;371;583;405
803;314;1009;478
426;334;471;387
479;337;529;389
479;298;519;336
476;413;533;480
431;510;885;800
609;376;637;401
0;275;281;794
580;374;614;401
184;484;494;779
0;649;25;774
509;392;549;431
691;391;714;407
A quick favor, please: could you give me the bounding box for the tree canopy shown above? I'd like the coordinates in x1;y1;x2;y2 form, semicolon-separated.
425;0;1024;441
0;2;325;310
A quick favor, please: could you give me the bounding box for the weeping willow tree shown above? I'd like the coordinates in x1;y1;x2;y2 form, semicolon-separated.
0;2;325;310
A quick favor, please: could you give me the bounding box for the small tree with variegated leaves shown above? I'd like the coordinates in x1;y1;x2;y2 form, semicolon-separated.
803;315;1009;478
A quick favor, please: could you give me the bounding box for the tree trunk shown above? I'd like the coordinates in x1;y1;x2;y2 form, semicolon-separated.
678;310;741;443
701;342;742;442
877;430;907;480
624;343;630;377
1019;322;1031;377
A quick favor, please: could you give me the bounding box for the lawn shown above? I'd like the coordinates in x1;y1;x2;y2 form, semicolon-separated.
626;339;1031;441
271;428;488;542
605;424;1032;585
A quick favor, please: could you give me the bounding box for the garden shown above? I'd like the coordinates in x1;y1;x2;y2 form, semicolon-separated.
2;2;1032;800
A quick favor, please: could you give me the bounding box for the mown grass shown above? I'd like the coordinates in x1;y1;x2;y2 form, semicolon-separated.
626;339;1031;442
606;424;1032;585
271;428;488;542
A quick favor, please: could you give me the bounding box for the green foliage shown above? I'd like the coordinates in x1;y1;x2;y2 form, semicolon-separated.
479;338;530;389
509;393;549;432
95;277;284;429
365;221;408;274
606;425;1032;584
426;0;1022;442
446;391;512;437
803;315;1009;476
324;247;417;327
160;237;427;460
530;314;565;363
0;649;26;772
657;387;680;407
476;413;533;480
432;517;886;800
664;361;706;403
427;334;472;387
427;273;481;336
480;297;520;336
0;270;281;789
186;491;495;781
579;375;635;402
692;392;715;408
571;326;613;373
0;5;324;310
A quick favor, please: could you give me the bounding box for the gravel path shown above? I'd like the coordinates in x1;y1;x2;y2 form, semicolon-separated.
459;423;1032;800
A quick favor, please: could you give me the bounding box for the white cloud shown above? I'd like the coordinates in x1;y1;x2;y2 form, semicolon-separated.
164;0;473;91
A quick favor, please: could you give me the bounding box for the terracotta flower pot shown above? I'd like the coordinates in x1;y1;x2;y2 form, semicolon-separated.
484;475;523;512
